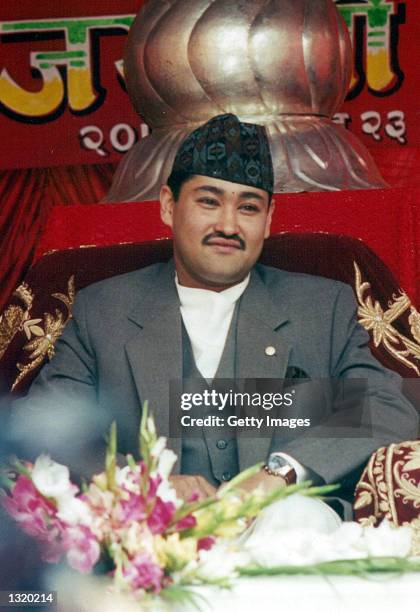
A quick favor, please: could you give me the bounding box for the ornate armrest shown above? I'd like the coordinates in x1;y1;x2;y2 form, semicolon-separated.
354;441;420;554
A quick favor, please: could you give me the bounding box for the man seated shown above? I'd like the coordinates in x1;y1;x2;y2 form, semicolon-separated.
8;114;418;519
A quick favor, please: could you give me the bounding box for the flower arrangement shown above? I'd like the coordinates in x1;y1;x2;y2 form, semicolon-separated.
1;403;420;608
0;403;329;602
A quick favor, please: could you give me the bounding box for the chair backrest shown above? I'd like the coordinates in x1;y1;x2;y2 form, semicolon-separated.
1;232;419;397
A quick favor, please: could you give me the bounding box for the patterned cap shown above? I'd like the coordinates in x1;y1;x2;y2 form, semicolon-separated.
169;114;274;193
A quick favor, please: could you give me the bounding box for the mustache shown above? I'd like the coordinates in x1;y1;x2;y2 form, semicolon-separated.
202;232;246;250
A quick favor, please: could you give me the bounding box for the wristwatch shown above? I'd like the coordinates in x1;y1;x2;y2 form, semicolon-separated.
264;452;297;485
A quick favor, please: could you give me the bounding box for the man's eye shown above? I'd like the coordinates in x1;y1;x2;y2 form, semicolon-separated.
198;198;219;206
240;204;260;213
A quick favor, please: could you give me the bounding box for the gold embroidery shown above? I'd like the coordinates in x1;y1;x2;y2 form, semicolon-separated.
0;283;34;360
12;276;75;391
393;442;420;511
358;515;377;527
353;489;373;511
354;262;420;375
354;446;394;522
409;307;420;344
402;447;420;472
385;444;398;524
355;442;420;540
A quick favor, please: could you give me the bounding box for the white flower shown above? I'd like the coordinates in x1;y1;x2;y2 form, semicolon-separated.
57;497;93;527
196;544;248;580
156;449;177;480
363;520;412;557
151;437;166;458
32;455;76;500
147;417;156;436
121;523;156;558
156;479;182;508
115;465;141;493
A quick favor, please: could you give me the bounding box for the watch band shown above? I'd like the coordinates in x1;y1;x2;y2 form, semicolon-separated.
264;463;297;485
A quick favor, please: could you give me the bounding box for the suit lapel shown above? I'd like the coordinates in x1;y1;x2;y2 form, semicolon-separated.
125;261;182;470
236;268;291;470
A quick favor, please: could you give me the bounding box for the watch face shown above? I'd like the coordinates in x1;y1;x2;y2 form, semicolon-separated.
268;454;289;472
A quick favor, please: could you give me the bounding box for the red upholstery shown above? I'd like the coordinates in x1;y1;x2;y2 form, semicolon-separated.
34;187;420;309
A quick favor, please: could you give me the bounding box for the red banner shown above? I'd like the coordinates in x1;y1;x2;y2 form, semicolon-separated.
0;1;418;170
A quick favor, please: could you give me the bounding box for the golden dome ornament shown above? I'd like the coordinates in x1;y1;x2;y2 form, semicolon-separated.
106;0;387;202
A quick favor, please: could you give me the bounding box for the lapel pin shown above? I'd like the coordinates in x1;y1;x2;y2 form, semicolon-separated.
265;346;276;357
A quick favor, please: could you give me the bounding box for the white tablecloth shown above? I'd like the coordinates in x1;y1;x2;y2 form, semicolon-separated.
52;571;420;612
185;574;420;612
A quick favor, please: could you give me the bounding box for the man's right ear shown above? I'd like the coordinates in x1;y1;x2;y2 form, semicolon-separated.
160;185;175;229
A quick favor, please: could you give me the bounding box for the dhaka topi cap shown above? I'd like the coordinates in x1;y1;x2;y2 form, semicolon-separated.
168;114;274;194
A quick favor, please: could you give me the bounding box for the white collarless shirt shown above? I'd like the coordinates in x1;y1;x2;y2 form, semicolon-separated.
175;274;250;379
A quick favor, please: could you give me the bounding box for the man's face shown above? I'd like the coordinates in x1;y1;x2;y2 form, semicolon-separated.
160;175;274;290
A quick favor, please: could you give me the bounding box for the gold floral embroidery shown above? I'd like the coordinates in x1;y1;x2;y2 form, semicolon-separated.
354;262;420;375
12;277;75;391
409;307;420;344
402;447;420;472
355;441;420;544
353;489;373;511
0;284;34;360
354;446;395;521
358;515;378;527
393;442;420;510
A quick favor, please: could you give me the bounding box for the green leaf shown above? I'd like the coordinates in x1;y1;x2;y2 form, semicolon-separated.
10;457;32;477
0;477;14;492
172;496;222;526
218;463;264;497
239;557;420;578
139;401;150;467
105;422;117;491
126;454;137;469
160;584;208;611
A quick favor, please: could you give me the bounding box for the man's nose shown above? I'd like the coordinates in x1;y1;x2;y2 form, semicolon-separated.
214;207;239;236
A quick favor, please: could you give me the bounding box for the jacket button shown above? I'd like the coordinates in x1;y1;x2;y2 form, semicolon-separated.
265;346;276;356
216;439;228;450
221;471;232;482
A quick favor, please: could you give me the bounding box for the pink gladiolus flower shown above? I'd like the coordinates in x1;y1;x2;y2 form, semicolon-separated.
123;553;164;593
1;476;57;539
63;525;100;574
117;493;147;523
147;498;175;534
175;514;197;531
147;474;162;499
197;536;216;552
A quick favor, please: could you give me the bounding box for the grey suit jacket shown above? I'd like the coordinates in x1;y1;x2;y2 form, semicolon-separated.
10;260;418;487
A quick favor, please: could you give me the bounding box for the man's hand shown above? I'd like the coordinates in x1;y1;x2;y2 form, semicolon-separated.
169;475;217;502
220;469;286;495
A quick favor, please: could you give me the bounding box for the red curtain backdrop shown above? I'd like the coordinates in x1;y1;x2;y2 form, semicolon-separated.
0;164;115;312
